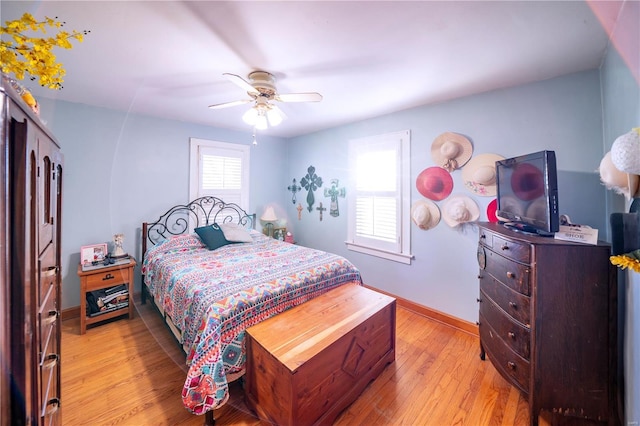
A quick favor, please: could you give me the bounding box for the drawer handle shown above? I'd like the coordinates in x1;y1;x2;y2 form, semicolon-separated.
509;301;517;309
103;273;115;281
501;244;509;251
480;234;486;240
477;274;482;279
43;310;59;326
42;353;59;370
45;398;60;416
508;332;516;339
476;297;482;303
506;271;515;279
507;361;516;370
42;266;58;277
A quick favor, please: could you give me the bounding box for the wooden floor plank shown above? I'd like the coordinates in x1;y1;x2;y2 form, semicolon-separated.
61;301;538;425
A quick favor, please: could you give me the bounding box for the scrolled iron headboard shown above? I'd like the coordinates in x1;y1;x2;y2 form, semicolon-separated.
141;196;255;254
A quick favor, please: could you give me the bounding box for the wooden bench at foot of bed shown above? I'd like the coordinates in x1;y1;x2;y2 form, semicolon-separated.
244;283;396;426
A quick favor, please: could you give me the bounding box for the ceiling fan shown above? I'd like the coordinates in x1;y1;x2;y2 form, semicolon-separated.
208;71;323;130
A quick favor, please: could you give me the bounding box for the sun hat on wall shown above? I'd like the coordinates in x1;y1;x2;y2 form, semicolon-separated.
486;199;498;222
611;128;640;175
461;153;504;196
416;166;454;201
431;132;473;172
410;199;441;230
442;194;480;227
599;151;640;200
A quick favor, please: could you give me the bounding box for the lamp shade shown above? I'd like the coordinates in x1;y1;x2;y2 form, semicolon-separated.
260;206;277;222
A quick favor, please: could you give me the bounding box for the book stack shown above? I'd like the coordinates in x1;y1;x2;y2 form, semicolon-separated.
81;254;131;272
87;284;129;317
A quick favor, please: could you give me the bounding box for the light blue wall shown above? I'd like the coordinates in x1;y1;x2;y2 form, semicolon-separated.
36;99;288;309
287;70;606;324
600;1;640;422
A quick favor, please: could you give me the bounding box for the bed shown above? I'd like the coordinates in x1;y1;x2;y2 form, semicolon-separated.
140;196;362;423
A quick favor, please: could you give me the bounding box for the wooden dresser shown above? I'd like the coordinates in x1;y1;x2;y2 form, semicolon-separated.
477;223;619;426
1;78;63;424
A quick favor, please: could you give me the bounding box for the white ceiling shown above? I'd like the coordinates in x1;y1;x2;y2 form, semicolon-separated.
1;1;622;138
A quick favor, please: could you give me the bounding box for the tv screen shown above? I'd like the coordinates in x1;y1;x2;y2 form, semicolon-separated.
495;150;559;236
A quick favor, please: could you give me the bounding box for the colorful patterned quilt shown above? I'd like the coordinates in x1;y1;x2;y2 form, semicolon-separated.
142;231;362;415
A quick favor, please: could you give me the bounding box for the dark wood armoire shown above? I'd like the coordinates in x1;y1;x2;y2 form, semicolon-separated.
1;77;63;425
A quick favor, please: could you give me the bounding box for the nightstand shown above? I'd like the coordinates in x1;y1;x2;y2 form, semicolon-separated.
77;258;136;334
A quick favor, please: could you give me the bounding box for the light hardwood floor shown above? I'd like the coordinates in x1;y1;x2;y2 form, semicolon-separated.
62;301;547;426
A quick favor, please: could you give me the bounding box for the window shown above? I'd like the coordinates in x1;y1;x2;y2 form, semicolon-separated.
346;130;412;264
189;138;250;209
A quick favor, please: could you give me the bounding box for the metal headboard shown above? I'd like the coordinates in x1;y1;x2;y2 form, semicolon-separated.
141;196;255;255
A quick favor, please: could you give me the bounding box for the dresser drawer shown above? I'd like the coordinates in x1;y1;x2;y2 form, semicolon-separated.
479;293;530;359
85;268;130;290
492;235;530;263
480;275;531;327
484;249;531;295
479;313;530;393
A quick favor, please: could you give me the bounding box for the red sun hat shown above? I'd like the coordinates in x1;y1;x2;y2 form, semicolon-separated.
487;199;498;222
416;167;454;201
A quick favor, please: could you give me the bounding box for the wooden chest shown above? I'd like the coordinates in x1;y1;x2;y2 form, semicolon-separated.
244;283;396;426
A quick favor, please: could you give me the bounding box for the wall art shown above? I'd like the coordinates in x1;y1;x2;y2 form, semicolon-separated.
287;178;302;204
324;178;346;217
300;165;323;212
316;202;327;221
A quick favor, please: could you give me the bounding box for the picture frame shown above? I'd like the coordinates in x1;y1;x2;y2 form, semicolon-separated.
81;243;108;266
273;227;286;241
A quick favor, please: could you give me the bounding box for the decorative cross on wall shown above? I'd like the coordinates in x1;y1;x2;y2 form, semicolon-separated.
287;178;302;204
297;203;303;220
300;165;323;213
316;202;327;221
324;179;346;217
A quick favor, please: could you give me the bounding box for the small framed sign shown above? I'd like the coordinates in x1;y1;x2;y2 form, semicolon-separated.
80;243;108;266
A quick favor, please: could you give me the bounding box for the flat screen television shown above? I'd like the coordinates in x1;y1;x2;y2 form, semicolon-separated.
495;150;559;236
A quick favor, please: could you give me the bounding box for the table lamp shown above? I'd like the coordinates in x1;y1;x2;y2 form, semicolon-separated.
261;206;278;237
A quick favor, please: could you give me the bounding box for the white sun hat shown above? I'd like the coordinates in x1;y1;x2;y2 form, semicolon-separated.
611;128;640;175
442;194;480;227
599;151;640;200
410;199;441;230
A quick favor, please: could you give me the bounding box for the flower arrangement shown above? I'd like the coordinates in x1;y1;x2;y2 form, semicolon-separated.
1;12;89;90
610;249;640;274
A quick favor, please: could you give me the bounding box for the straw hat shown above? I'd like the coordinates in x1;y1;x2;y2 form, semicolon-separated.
461;153;504;196
431;132;473;172
410;200;441;230
442;194;480;227
416;167;453;201
599;151;640;200
611;128;640;175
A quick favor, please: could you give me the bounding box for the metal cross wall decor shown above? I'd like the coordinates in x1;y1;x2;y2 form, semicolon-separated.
324;178;346;217
287;178;302;204
316;202;327;221
300;165;323;213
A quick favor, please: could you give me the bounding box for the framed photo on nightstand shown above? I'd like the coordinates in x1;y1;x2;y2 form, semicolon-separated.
80;243;108;267
273;228;286;241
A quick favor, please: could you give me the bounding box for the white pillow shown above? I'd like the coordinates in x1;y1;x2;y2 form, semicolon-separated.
218;222;253;243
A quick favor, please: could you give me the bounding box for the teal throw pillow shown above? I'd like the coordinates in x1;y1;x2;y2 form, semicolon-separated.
195;224;233;250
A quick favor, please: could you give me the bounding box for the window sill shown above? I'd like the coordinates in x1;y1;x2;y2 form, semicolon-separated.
345;242;413;265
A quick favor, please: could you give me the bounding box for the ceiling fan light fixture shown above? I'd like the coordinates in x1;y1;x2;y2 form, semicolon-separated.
254;111;268;130
242;107;258;126
266;107;283;127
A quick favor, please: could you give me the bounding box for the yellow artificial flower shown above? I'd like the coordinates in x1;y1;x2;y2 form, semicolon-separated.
0;13;89;89
610;249;640;273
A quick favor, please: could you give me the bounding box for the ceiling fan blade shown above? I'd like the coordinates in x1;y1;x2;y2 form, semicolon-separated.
223;73;259;95
208;99;252;109
275;92;323;103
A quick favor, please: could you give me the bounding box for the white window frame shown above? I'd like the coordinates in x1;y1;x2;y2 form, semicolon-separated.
346;130;412;264
189;138;250;210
